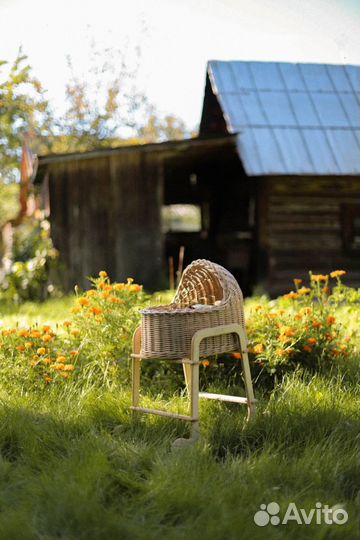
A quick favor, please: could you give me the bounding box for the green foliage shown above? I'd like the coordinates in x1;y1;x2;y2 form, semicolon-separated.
0;49;52;182
0;181;19;227
0;216;60;304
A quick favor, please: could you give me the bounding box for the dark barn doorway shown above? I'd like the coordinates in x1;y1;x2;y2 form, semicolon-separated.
162;140;257;296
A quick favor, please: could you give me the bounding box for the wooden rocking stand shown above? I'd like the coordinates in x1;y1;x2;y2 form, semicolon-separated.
130;259;256;445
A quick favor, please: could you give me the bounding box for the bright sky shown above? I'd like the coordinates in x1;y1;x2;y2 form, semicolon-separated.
1;0;359;130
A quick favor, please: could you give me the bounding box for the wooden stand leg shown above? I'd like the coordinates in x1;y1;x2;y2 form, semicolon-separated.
132;327;141;408
190;341;200;441
236;327;256;421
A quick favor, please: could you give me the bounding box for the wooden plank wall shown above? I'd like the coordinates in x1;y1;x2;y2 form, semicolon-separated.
262;176;360;295
48;151;163;291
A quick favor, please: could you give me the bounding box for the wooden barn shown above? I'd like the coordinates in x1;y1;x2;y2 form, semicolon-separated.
35;60;360;296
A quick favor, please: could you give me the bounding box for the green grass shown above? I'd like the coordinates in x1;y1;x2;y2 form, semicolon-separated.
0;298;359;540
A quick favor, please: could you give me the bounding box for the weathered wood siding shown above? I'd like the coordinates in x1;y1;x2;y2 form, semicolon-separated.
259;176;360;295
48;152;163;291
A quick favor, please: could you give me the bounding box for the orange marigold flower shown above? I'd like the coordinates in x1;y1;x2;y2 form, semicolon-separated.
63;364;75;371
281;327;296;337
327;316;336;325
276;349;287;357
89;306;102;315
330;270;346;279
16;345;25;351
37;347;46;355
283;291;299;300
311;274;328;282
298;287;311;295
70;350;79;357
201;359;210;367
43;358;51;365
322;286;331;295
99;271;108;278
113;283;125;291
312;320;322;328
303;345;312;353
17;330;29;337
300;307;313;315
30;330;41;339
78;297;90;307
42;334;52;343
108;296;122;304
307;338;317;345
294;314;303;321
51;363;65;371
25;342;33;349
57;355;67;364
232;352;242;360
71;329;80;337
293;278;303;286
63;321;72;327
42;325;51;333
86;289;97;297
129;284;143;293
253;343;265;354
127;277;134;284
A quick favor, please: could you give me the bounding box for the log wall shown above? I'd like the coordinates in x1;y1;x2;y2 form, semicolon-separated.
260;176;360;295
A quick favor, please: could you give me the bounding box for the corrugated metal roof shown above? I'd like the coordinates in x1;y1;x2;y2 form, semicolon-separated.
208;60;360;176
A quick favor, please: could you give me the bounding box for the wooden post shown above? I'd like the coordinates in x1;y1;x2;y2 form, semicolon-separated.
169;256;175;290
176;245;185;287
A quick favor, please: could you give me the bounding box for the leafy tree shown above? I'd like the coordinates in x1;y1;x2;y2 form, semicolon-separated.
0;49;52;182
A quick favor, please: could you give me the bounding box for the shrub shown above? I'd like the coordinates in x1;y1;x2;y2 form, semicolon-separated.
0;215;61;304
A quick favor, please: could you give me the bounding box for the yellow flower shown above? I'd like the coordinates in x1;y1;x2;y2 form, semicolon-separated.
298;287;311;295
57;355;67;364
293;278;303;287
70;350;79;357
201;359;210;367
99;271;108;278
71;306;81;314
311;274;328;282
42;334;52;343
281;327;296;337
37;347;46;355
330;270;346;278
25;342;33;349
113;283;125;291
30;330;41;338
78;297;90;307
127;277;134;284
86;289;97;297
71;329;80;337
63;321;72;327
129;284;142;293
253;344;265;354
283;291;299;300
63;364;75;371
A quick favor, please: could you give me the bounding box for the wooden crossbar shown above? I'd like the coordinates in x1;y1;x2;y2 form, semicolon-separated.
130;406;196;422
199;392;257;404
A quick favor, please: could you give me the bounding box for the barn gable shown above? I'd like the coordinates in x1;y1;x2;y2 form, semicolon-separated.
200;60;360;176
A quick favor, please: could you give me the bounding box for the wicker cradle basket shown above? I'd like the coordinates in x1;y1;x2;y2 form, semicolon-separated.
140;259;247;360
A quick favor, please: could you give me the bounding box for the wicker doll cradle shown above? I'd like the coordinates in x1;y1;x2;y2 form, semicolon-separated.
131;259;256;444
